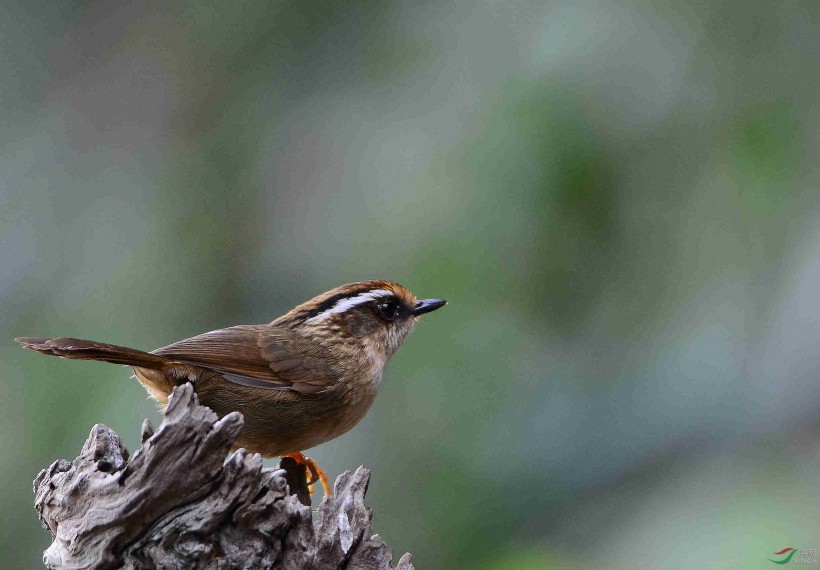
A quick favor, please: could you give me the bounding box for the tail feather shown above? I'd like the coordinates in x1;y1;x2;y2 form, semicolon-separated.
15;337;171;370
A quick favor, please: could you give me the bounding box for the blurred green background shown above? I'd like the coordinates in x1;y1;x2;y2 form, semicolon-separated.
3;1;820;568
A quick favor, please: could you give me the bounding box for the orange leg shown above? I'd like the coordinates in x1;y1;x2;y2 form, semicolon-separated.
282;452;332;497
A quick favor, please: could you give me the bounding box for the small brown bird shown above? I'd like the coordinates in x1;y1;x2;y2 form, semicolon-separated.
16;280;446;496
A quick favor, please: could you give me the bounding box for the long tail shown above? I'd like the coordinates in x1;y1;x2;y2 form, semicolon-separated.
15;337;172;370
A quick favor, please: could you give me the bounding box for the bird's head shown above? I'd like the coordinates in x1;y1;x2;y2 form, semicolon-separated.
275;280;446;360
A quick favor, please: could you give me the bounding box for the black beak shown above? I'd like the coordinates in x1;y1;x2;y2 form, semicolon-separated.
412;298;447;316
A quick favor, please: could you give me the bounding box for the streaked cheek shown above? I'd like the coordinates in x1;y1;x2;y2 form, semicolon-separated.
349;314;378;337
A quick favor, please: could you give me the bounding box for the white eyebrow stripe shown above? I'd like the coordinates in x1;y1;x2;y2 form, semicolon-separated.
304;289;393;324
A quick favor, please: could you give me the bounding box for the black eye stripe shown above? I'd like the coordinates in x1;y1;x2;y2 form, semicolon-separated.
297;290;389;321
299;292;356;321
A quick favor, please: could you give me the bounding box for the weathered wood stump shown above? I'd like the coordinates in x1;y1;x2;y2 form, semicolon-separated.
33;383;413;570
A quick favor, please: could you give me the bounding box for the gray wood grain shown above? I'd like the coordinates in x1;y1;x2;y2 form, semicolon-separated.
33;383;414;570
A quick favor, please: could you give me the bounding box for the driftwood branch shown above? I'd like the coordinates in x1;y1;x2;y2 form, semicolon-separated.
33;383;414;570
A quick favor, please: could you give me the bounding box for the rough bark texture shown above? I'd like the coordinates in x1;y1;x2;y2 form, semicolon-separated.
33;383;414;570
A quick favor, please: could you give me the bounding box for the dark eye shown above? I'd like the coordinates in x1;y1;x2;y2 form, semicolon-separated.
376;300;401;321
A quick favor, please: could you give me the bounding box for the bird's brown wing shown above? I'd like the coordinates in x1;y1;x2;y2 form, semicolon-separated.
152;325;337;394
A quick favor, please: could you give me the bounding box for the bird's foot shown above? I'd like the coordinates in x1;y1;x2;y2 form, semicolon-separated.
282;452;332;497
